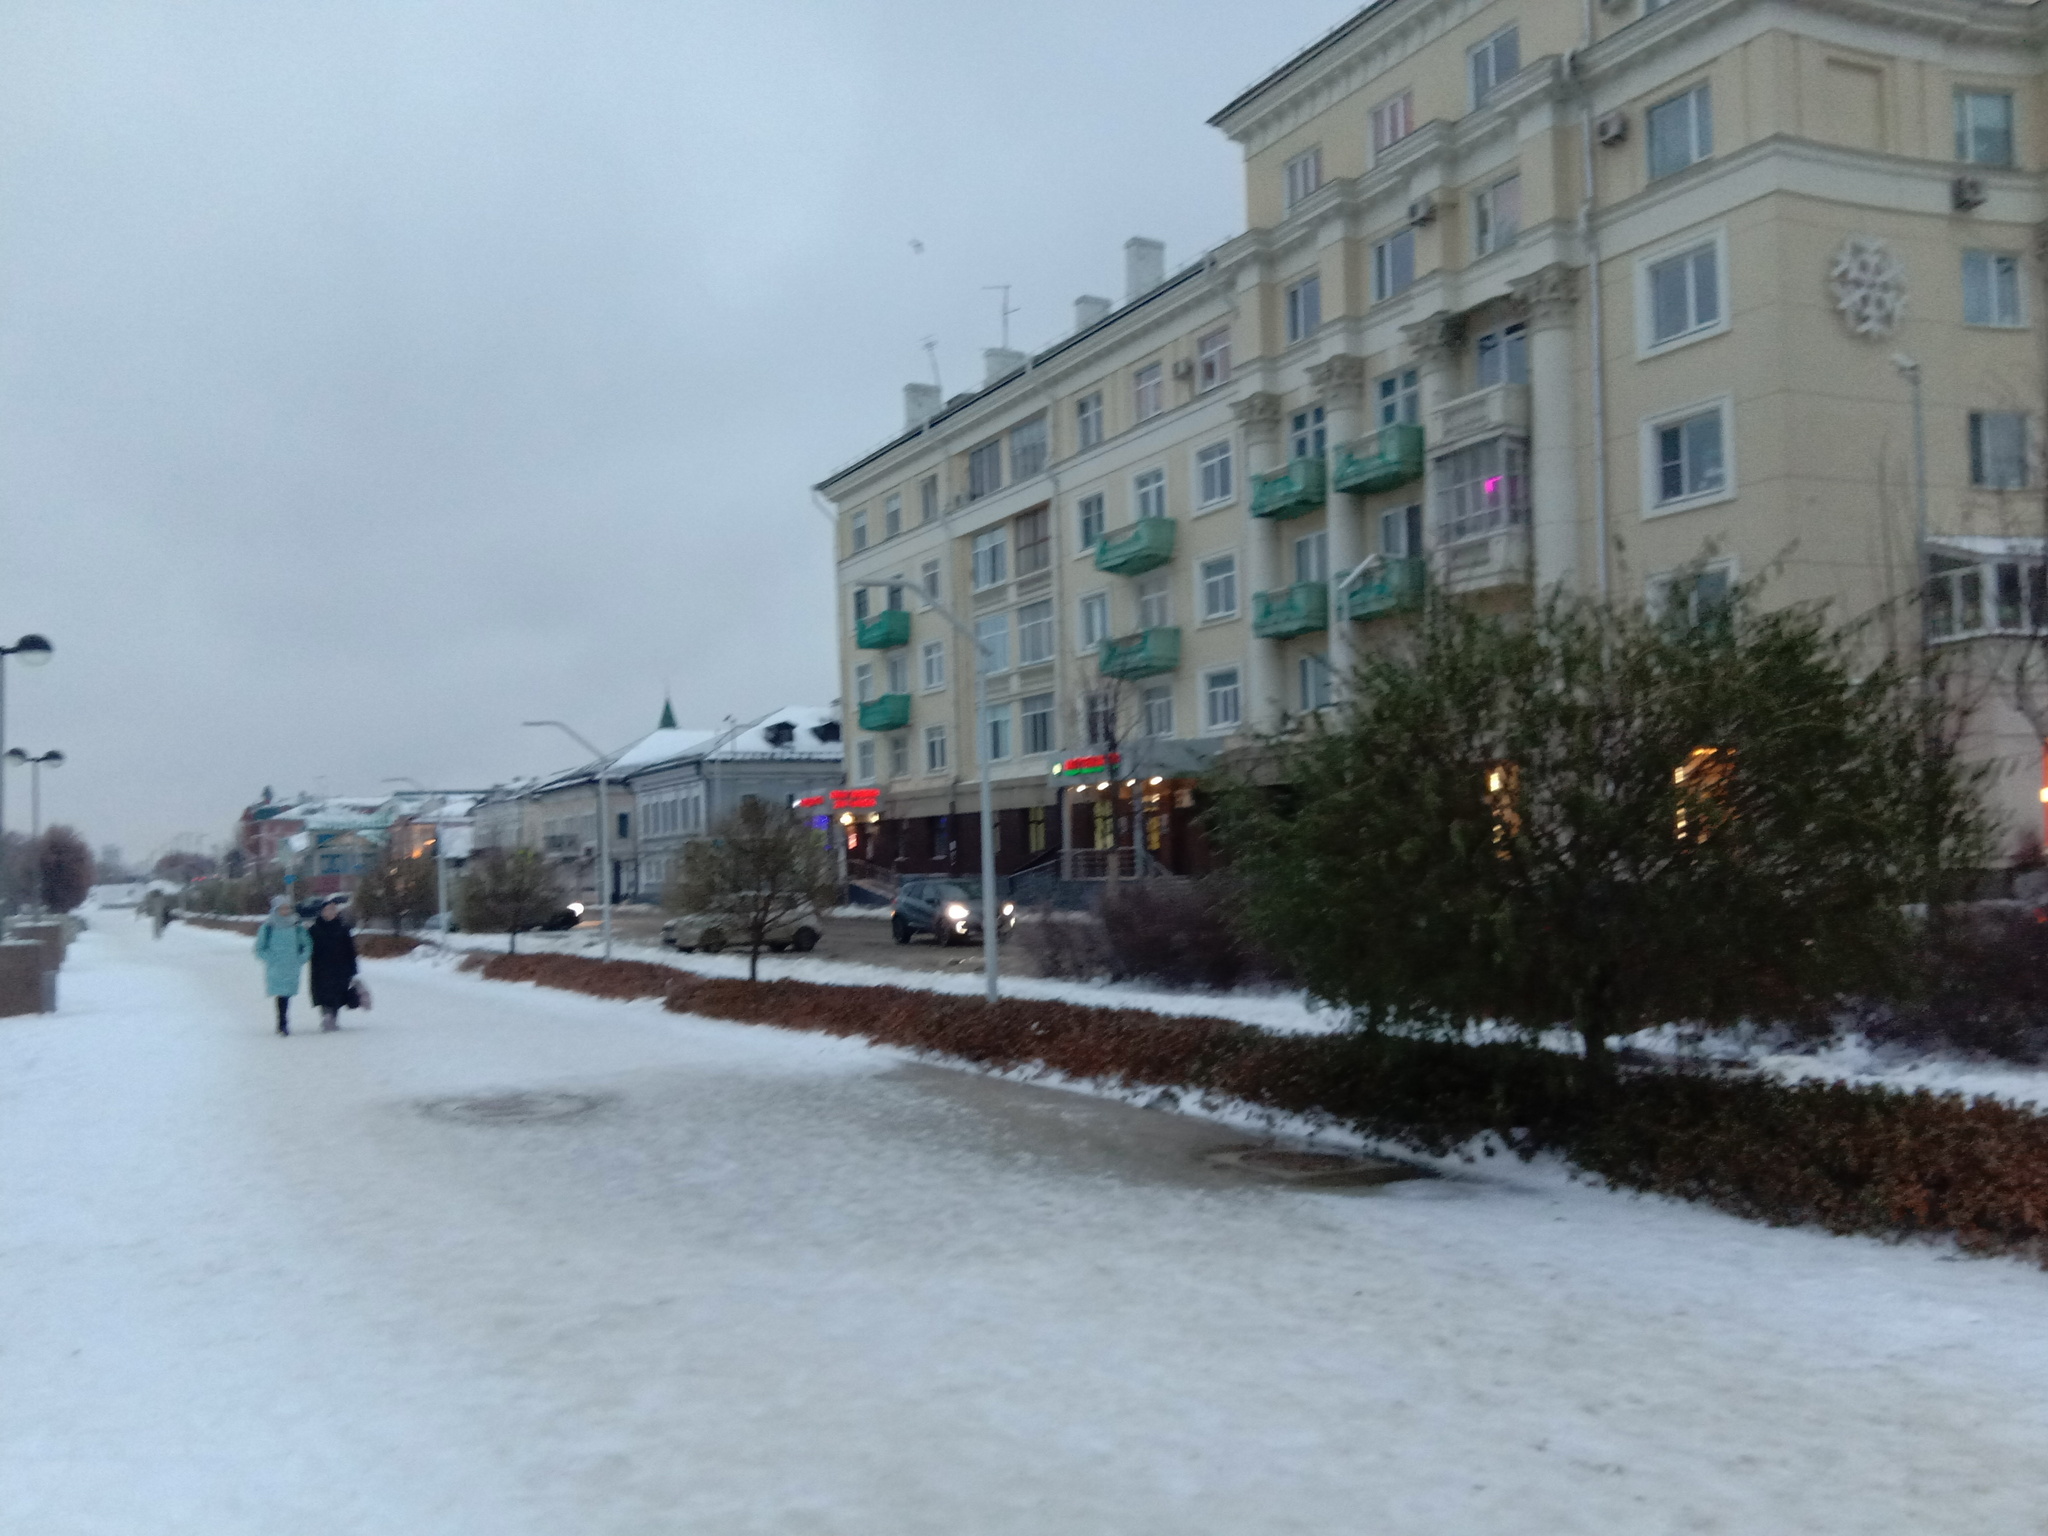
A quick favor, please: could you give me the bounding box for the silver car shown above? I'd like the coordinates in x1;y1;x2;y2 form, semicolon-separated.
661;903;822;954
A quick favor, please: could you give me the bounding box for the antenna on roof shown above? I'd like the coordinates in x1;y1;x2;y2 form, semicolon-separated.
983;284;1020;350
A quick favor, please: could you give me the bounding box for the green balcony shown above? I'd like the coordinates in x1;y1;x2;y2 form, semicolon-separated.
857;693;911;731
1099;627;1182;680
1346;557;1427;620
855;609;911;650
1094;517;1177;576
1252;581;1329;640
1250;456;1326;519
1331;424;1425;495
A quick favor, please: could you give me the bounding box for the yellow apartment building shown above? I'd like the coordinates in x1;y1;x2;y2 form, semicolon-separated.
818;0;2048;887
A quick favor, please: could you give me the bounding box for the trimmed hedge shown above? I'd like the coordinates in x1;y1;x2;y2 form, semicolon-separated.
461;950;2048;1264
179;913;421;958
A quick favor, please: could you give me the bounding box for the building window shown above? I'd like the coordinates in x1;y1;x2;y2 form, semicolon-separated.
1196;441;1234;507
1438;438;1530;540
1372;231;1415;302
1299;653;1333;710
889;736;910;778
1137;572;1171;630
1014;507;1051;575
1964;251;2023;326
1647;241;1721;346
1028;805;1048;853
921;639;946;691
919;475;938;523
968;438;1003;500
1376;369;1420;427
883;493;902;540
1648;562;1736;627
1079;591;1110;649
886;654;910;694
924;725;948;773
1474;174;1521;257
853;586;871;624
1010;415;1048;480
1134;467;1167;520
1017;599;1055;665
1200;554;1239;619
1956;90;2015;167
1134;363;1164;421
854;661;875;703
1142;685;1175;737
1970;411;2029;488
971;527;1008;589
1076;391;1104;449
1077;493;1106;549
850;510;868;552
1290;405;1326;461
1648;82;1712;180
1381;502;1424;556
1286;274;1323;342
974;612;1011;673
1474;322;1528;388
1370;90;1413;156
856;739;876;782
982;705;1012;763
920;557;941;604
1469;25;1520;106
1197;328;1231;390
1295;530;1328;584
1020;693;1055;756
1652;407;1728;506
1204;668;1243;731
1084;691;1117;748
1284;147;1323;209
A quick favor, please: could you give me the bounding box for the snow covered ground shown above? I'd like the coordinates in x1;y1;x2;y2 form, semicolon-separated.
6;917;2046;1534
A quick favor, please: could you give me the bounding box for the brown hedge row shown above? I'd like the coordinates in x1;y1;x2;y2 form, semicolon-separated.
180;913;421;958
459;949;2048;1263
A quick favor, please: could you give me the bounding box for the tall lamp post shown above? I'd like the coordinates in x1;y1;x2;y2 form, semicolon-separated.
523;720;614;960
0;634;53;906
856;577;1002;1003
1893;353;1930;647
4;748;61;911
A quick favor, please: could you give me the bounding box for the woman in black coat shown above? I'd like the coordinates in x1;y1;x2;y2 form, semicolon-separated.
307;895;359;1032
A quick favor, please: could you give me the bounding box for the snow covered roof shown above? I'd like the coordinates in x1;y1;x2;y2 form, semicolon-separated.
621;705;842;776
609;725;722;774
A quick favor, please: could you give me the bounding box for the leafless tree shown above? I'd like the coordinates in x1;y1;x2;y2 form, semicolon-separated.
668;798;837;981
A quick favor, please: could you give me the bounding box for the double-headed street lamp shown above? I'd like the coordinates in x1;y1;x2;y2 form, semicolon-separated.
0;634;54;903
5;748;62;913
524;720;614;960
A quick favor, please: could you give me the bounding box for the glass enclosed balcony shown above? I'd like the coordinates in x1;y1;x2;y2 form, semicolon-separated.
855;610;911;650
1252;581;1329;639
1249;456;1327;519
1346;557;1427;620
856;694;911;731
1099;627;1181;679
1331;424;1425;495
1094;517;1177;576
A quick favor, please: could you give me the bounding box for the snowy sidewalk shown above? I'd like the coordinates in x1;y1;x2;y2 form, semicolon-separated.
3;919;2045;1535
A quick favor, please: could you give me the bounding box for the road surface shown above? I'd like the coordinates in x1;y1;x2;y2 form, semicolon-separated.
4;916;2045;1534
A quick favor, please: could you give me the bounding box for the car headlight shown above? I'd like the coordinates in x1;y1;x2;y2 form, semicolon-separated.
945;903;970;920
1001;903;1015;916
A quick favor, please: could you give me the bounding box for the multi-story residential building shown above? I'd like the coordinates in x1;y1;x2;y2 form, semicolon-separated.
821;0;2048;878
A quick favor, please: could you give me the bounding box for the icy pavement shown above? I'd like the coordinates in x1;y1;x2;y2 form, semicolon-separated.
4;922;2046;1535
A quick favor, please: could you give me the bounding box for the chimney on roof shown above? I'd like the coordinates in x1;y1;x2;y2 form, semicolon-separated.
1074;294;1112;331
982;347;1026;385
1125;237;1165;300
903;382;941;429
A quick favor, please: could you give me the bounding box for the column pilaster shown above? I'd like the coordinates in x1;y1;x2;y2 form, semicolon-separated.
1510;263;1582;594
1308;356;1369;695
1233;392;1285;734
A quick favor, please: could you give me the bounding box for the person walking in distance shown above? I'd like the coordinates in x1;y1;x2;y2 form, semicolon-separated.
307;895;358;1033
253;897;311;1036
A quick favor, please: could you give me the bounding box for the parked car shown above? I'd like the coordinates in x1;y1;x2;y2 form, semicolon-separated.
538;902;585;931
661;902;822;954
891;878;1016;946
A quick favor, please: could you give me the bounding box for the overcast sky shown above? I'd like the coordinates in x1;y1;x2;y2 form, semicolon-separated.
0;0;1341;867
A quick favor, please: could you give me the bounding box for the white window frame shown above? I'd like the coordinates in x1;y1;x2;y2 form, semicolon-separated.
1284;147;1324;210
1204;668;1243;733
854;661;875;703
1133;466;1167;520
1016;599;1055;667
1963;249;2025;328
1134;363;1164;421
1019;692;1055;757
889;735;910;779
971;527;1009;590
1647;81;1712;181
1969;410;2031;489
1078;591;1110;652
1468;25;1519;107
919;557;941;607
1647;557;1739;625
981;704;1013;764
1955;88;2015;168
919;475;938;524
923;725;948;775
1372;230;1415;302
1197;328;1231;390
1634;226;1730;358
1136;572;1171;631
967;438;1004;500
1076;391;1104;449
1294;530;1329;585
885;654;909;695
855;739;876;783
1370;91;1414;158
1008;415;1048;481
882;492;901;540
1473;173;1521;258
850;509;868;552
1375;369;1420;427
1640;396;1736;517
1195;440;1235;509
1198;553;1240;621
974;612;1011;674
920;639;946;692
1077;492;1106;550
1141;685;1175;739
1286;273;1322;343
1299;653;1333;711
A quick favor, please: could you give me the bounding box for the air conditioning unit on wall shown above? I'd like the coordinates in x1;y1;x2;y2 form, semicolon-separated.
1596;111;1629;146
1952;175;1987;211
1171;359;1195;381
1406;194;1438;228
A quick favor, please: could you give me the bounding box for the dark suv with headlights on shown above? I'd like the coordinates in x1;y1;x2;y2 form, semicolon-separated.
891;879;1016;946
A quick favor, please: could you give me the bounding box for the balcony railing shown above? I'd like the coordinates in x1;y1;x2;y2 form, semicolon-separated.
855;609;911;650
1099;627;1182;679
1927;556;2048;642
1331;424;1425;495
856;694;911;731
1094;517;1177;576
1252;581;1329;639
1346;557;1427;620
1250;456;1327;519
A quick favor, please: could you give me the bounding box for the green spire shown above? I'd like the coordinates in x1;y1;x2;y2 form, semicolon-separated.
658;697;677;730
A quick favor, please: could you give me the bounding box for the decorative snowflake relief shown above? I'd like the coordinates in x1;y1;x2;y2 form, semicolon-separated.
1828;237;1907;338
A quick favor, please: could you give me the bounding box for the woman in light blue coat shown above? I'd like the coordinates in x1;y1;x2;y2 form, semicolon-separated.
254;897;312;1036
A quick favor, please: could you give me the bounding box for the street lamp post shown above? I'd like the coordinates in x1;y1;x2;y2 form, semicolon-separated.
4;749;62;911
383;777;456;933
523;721;614;960
857;577;1002;1003
0;634;54;909
1893;353;1930;646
